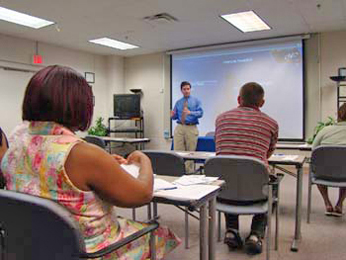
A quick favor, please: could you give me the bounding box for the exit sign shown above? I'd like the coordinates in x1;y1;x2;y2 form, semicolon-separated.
33;55;42;64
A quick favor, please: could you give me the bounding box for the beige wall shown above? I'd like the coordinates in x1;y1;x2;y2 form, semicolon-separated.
0;33;124;135
304;33;320;140
320;31;346;120
124;53;171;150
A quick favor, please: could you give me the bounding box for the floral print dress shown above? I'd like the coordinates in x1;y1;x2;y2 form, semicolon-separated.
1;121;180;259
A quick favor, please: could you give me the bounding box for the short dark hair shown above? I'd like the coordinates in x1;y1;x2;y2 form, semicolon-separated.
22;65;93;131
239;82;264;107
180;81;191;90
338;103;346;121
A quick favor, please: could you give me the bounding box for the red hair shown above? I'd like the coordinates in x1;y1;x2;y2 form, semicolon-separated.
22;65;93;131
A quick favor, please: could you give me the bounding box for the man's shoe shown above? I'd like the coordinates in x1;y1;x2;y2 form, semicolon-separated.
224;229;243;251
244;234;262;255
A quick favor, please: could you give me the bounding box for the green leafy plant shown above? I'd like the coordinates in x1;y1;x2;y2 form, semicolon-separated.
307;116;336;144
88;117;108;136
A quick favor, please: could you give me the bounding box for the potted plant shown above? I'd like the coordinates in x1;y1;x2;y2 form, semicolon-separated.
88;117;108;136
307;116;336;144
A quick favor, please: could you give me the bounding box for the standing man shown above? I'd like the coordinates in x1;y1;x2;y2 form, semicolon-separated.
215;82;278;255
171;81;203;173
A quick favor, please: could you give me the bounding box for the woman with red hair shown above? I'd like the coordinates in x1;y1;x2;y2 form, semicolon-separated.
1;65;180;259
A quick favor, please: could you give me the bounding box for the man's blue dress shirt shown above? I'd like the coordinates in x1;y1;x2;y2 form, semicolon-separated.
172;96;203;125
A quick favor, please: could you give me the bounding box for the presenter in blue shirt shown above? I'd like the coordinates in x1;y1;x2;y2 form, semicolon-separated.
171;81;203;173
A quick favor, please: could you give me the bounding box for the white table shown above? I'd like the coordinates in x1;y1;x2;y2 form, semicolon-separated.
152;175;224;260
276;142;312;151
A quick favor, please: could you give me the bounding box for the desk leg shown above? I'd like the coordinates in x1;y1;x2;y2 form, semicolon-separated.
200;204;208;260
291;165;303;252
208;197;216;260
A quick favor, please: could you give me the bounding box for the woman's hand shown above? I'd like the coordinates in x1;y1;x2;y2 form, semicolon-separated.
111;154;128;165
127;151;150;166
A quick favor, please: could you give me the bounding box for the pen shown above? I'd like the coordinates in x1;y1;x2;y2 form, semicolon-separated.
162;187;178;191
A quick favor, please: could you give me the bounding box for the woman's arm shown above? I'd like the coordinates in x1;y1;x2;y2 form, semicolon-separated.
64;142;153;208
0;131;8;162
0;130;9;188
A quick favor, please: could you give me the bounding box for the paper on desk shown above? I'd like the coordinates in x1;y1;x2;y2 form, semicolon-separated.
284;155;299;161
121;164;140;178
154;184;219;201
173;175;219;186
154;178;177;191
272;154;299;161
175;151;191;157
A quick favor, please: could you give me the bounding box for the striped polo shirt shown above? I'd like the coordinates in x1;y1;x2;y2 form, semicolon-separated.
215;106;278;166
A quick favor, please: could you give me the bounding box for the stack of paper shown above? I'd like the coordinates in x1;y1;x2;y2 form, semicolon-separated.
154;184;219;201
272;154;299;161
173;175;219;186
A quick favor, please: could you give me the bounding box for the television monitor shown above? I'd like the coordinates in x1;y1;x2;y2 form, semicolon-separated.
113;94;141;119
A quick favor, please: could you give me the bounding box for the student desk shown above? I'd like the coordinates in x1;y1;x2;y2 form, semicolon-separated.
175;151;306;252
152;175;224;260
276;143;312;151
99;136;150;150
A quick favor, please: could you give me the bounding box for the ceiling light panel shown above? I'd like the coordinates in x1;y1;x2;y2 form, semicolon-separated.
89;37;139;50
221;11;271;33
0;7;54;29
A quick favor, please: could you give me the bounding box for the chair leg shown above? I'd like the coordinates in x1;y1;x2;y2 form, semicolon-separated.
0;224;5;260
275;185;280;251
307;176;312;224
153;202;158;220
132;208;136;221
275;202;279;251
266;185;272;260
217;211;221;242
147;204;152;220
149;231;156;260
185;207;189;249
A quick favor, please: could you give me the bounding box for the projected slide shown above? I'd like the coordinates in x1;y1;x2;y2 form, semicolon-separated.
171;39;304;140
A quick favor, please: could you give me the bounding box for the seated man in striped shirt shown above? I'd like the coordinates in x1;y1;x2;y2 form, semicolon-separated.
215;82;278;255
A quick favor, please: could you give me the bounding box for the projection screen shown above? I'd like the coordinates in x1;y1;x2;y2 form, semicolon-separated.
171;38;304;140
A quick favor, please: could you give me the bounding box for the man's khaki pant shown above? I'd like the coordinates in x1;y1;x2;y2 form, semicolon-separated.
173;124;199;174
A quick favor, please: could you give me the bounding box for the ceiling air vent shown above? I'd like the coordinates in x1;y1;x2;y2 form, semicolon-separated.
143;13;179;25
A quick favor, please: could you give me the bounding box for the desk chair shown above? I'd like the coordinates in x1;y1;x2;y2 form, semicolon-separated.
307;145;346;223
0;189;159;260
83;135;106;150
204;155;280;260
142;150;193;249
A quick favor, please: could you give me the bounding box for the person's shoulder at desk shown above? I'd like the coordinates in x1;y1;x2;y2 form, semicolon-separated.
215;108;235;121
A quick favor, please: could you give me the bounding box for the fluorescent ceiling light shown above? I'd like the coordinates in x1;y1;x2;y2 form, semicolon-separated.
89;37;139;50
221;11;271;33
0;7;54;29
